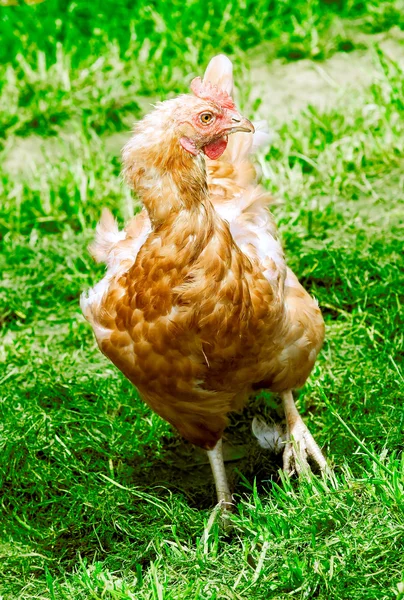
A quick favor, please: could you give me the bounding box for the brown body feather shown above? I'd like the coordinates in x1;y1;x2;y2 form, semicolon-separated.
81;94;324;450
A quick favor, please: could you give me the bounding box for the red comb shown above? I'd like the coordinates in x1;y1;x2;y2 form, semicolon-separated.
190;77;236;110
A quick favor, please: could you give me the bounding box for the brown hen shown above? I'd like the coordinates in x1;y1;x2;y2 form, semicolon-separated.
81;55;326;509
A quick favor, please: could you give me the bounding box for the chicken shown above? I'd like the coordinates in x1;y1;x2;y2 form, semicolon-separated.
81;55;326;510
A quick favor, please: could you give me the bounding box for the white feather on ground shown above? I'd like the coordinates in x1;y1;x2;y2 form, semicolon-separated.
252;417;285;454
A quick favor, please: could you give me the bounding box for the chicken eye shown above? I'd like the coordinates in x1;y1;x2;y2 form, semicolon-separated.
200;112;213;125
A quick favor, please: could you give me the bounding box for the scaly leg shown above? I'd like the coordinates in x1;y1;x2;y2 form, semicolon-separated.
281;390;327;475
206;438;233;510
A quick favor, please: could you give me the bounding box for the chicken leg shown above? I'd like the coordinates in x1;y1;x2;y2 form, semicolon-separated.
281;390;327;474
207;438;233;509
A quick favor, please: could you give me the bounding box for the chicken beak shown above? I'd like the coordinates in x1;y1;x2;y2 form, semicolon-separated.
228;115;255;134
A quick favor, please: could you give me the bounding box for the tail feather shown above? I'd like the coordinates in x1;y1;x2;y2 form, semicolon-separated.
203;54;233;95
203;55;270;172
204;54;277;267
88;208;125;264
251;120;272;151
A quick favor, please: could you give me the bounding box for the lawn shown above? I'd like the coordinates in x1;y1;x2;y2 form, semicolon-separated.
0;0;403;598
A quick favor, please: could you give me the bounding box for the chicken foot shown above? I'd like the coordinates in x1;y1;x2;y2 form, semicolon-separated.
281;390;327;475
206;438;233;510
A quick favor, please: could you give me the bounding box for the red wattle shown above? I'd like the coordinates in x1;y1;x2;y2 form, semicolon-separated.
203;137;228;160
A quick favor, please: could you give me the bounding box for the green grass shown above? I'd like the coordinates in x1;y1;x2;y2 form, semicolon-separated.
1;1;404;598
1;0;404;140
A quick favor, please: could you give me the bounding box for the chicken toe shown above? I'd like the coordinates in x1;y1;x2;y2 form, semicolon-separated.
281;390;327;475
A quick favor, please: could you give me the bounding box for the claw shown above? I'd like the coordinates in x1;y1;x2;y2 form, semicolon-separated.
281;390;328;476
283;416;327;476
252;392;328;477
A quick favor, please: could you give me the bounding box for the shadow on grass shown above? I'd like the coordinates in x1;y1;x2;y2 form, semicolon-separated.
127;423;283;511
2;390;285;571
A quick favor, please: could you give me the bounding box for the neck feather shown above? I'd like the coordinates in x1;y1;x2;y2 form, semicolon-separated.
122;110;208;227
123;107;233;268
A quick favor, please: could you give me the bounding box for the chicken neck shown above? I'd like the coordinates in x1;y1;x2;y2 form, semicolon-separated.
123;124;229;262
